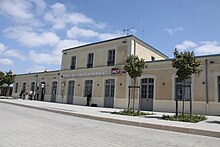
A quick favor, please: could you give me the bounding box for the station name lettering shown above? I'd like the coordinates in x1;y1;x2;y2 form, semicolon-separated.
63;71;108;78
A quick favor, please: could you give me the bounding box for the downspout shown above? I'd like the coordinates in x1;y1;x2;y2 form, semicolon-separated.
205;59;209;114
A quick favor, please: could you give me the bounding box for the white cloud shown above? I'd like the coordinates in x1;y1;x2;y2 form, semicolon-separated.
4;50;25;61
0;58;13;65
68;12;94;25
66;26;122;40
0;42;25;61
175;40;198;51
195;41;220;55
164;27;183;36
31;0;47;15
67;26;99;38
29;50;61;65
4;26;60;48
99;32;122;40
0;42;7;53
175;40;220;56
0;0;46;27
44;2;104;29
0;0;33;20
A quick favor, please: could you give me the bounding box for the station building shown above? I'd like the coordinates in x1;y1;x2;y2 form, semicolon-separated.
12;35;220;115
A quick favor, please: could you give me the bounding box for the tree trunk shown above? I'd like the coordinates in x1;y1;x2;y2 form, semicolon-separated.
182;80;185;116
176;97;178;117
132;78;136;112
128;86;131;111
190;84;192;118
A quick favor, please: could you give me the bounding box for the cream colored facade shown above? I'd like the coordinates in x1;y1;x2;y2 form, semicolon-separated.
12;35;220;115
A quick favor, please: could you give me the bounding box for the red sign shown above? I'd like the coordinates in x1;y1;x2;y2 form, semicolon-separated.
111;68;120;74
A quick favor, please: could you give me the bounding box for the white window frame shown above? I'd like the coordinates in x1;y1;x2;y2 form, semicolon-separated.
171;74;194;101
138;75;156;100
102;77;117;100
50;80;58;97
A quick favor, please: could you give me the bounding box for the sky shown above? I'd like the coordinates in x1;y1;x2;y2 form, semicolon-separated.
0;0;220;74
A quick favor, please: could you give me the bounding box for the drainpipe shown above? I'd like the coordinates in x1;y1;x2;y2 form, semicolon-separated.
205;59;209;114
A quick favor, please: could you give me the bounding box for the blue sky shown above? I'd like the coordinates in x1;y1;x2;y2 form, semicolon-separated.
0;0;220;74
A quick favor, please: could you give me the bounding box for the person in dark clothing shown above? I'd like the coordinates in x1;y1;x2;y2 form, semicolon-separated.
86;91;92;106
19;90;24;99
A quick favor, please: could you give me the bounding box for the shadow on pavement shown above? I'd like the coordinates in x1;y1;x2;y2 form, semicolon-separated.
206;120;220;124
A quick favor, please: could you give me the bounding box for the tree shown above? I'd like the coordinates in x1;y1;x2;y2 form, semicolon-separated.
124;55;147;111
3;70;16;96
172;48;202;116
0;71;5;88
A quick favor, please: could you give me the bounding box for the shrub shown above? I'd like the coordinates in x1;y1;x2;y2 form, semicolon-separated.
160;114;207;123
112;109;152;116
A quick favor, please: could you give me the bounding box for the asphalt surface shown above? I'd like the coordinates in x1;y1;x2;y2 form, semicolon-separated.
0;102;220;147
1;98;220;138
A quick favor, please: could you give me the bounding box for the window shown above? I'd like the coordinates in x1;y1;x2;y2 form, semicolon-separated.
22;82;26;91
14;83;18;93
84;80;93;97
141;78;154;99
30;82;35;92
70;56;76;69
151;56;155;61
87;53;94;68
218;76;220;102
175;78;191;101
107;49;115;66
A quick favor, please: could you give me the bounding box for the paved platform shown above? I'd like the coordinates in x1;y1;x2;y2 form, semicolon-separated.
0;98;219;138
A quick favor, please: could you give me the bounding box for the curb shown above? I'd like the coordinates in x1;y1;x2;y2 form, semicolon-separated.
1;101;219;138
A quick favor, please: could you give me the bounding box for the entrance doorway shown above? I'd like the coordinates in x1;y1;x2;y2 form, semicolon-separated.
51;81;57;102
40;82;45;101
67;80;75;104
140;78;154;111
104;79;115;108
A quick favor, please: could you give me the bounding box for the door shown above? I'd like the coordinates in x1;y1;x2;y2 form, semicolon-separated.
104;79;115;108
40;82;45;101
51;81;57;102
140;78;154;111
67;80;75;104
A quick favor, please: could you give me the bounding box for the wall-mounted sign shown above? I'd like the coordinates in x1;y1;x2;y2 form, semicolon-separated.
63;71;108;78
111;68;120;74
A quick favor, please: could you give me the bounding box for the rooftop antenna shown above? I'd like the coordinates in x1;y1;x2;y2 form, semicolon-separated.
123;27;134;36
